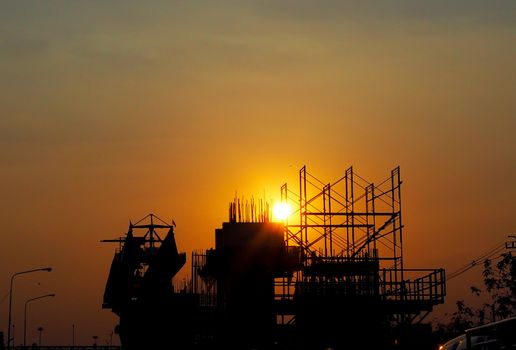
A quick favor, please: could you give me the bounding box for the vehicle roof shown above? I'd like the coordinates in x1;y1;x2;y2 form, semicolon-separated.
465;316;516;334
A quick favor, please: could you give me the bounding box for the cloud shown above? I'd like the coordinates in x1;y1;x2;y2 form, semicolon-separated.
249;0;516;26
68;45;156;70
0;34;51;60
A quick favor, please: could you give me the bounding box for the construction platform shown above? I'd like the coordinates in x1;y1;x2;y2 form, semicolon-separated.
103;166;446;349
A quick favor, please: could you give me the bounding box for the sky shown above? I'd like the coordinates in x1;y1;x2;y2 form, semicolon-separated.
1;0;515;346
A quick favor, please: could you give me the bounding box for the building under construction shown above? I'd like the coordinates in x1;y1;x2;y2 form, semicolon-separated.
103;166;446;349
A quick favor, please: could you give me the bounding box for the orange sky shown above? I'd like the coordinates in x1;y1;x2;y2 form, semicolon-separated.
1;1;515;345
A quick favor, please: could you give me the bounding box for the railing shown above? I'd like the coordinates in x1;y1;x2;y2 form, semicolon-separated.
198;291;217;307
273;268;446;305
380;268;446;303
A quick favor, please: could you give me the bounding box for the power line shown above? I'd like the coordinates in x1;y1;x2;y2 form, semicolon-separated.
446;242;506;282
447;245;505;281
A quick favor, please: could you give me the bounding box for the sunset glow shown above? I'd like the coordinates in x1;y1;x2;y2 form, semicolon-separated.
273;202;292;221
0;0;514;346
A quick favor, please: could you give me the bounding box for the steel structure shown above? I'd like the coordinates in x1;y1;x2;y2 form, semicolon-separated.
102;167;446;349
102;214;195;349
275;166;445;326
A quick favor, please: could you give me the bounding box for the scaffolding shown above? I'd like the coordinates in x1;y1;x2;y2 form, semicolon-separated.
191;250;217;307
275;166;445;326
184;165;446;349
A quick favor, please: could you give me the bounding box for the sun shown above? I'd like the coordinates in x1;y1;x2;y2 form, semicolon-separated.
273;202;292;221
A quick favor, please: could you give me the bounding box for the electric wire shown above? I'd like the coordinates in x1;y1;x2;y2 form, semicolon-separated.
446;242;506;281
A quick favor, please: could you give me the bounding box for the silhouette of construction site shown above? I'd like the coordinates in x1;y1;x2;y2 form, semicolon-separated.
102;166;446;349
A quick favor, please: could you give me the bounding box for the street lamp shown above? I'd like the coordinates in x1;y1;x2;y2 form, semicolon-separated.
7;267;52;350
72;324;75;348
24;293;55;347
37;326;43;347
93;335;98;348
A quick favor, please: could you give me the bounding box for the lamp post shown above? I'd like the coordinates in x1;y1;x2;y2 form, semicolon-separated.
24;293;55;347
7;267;52;349
37;327;43;347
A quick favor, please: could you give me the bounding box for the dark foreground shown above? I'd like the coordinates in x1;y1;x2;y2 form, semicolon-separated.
10;347;121;350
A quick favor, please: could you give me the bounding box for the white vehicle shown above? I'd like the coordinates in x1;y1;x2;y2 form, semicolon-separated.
466;317;516;350
439;317;516;350
439;335;486;350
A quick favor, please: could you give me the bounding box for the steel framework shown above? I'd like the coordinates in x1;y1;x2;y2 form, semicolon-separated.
275;166;445;326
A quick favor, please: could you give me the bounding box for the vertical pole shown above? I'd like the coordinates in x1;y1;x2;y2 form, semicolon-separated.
7;276;14;350
299;166;305;250
371;185;376;254
191;252;195;293
303;168;307;248
24;300;27;347
149;213;154;249
23;294;54;348
323;185;327;257
365;184;373;256
328;184;333;257
238;198;241;223
345;169;350;258
391;168;398;288
395;167;404;283
350;167;355;256
7;268;55;349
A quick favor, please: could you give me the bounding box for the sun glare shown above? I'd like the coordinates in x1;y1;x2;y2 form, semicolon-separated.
273;202;292;221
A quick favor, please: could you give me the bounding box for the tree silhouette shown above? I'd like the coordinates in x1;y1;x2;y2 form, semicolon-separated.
445;252;515;333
